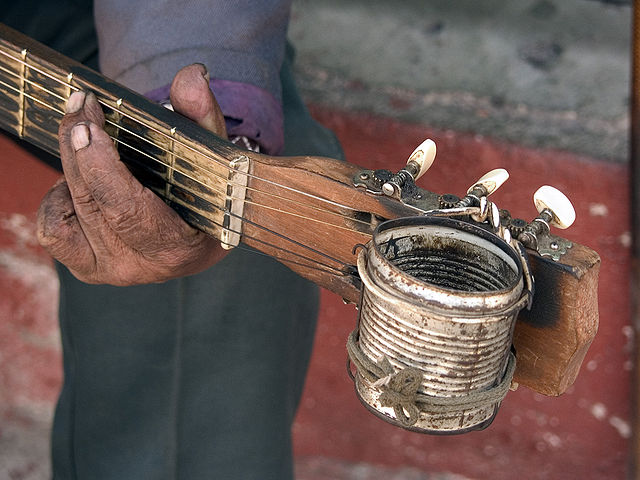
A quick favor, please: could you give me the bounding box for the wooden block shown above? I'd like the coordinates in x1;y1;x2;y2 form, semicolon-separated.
513;245;601;395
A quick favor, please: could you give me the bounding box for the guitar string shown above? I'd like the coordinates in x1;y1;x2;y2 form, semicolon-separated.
0;59;375;235
234;229;351;275
0;48;382;226
0;78;351;273
98;125;367;237
0;75;357;273
170;200;351;275
0;78;370;245
0;49;379;273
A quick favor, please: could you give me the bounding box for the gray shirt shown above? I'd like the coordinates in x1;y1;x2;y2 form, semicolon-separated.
94;0;292;102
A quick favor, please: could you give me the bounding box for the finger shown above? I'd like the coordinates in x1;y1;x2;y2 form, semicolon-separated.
58;92;94;206
169;63;227;137
66;90;105;126
59;91;135;253
37;177;96;278
73;121;197;248
58;91;108;225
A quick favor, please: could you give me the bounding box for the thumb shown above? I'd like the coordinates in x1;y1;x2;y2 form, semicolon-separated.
169;64;227;137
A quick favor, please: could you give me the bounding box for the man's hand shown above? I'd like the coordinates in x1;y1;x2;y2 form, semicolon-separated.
37;64;228;285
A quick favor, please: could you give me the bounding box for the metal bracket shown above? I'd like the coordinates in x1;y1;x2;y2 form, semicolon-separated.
517;222;574;262
353;169;440;211
354;169;574;261
535;234;573;261
221;155;250;249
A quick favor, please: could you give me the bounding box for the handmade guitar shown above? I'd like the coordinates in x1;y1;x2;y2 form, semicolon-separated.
0;23;599;407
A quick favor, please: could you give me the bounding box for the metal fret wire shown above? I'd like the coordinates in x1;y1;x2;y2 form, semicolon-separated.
14;96;350;273
0;51;364;274
0;84;347;274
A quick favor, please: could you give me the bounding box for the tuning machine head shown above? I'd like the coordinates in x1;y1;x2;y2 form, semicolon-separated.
405;138;437;182
467;168;510;197
446;168;509;222
382;138;437;197
516;185;576;260
533;185;576;230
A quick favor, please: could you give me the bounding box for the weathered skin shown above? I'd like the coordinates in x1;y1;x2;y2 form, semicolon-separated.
36;64;228;285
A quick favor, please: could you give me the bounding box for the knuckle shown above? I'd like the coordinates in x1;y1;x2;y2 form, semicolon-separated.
73;190;102;219
58;115;82;146
36;216;59;249
104;200;143;234
37;200;74;250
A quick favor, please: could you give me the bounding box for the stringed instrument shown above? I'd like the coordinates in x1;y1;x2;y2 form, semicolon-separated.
0;23;599;410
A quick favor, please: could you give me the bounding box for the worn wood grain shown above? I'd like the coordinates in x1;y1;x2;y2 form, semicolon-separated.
513;243;601;395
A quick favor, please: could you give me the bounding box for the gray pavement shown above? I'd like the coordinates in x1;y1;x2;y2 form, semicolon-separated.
290;0;631;162
0;410;52;480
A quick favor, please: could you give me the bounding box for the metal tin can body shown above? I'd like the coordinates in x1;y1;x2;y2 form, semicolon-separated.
354;217;525;434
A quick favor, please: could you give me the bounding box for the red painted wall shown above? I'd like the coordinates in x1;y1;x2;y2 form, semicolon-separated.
293;106;630;479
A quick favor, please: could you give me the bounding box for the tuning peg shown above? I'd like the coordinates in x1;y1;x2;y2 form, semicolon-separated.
467;168;509;196
382;138;437;197
453;168;509;215
533;185;575;230
516;186;576;258
405;138;436;181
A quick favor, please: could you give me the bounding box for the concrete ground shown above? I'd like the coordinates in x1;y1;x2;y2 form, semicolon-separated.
0;0;633;478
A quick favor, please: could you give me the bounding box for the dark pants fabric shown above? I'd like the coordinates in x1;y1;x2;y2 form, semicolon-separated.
1;4;343;478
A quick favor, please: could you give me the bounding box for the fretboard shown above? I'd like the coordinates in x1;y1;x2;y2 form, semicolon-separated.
0;22;240;243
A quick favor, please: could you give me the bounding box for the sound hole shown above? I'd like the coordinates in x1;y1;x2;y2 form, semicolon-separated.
379;233;518;293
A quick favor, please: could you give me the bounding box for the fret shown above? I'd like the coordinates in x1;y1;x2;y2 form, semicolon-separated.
103;97;123;152
94;93;230;238
167;128;229;236
18;48;26;137
66;72;73;100
0;41;22;136
165;127;176;203
0;41;70;157
0;38;230;241
22;53;68;154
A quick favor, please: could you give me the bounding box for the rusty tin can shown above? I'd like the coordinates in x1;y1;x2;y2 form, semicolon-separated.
354;216;526;434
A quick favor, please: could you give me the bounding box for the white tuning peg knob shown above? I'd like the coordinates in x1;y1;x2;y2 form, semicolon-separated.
533;185;576;229
467;168;509;196
406;138;436;181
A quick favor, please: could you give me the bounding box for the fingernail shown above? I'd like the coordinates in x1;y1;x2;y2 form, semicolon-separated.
195;63;210;82
71;124;91;151
66;91;86;113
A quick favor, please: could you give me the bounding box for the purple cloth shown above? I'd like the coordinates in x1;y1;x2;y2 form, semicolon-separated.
146;78;284;155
